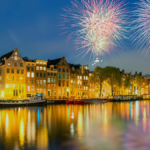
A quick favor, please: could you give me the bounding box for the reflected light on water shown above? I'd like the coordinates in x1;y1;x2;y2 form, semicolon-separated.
19;119;24;146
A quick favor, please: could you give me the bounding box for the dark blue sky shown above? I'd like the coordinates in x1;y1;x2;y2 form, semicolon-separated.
0;0;149;74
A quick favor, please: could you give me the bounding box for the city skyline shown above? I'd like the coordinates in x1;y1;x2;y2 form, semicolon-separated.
0;0;149;74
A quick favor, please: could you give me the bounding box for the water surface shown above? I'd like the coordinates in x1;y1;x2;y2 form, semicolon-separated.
0;100;149;150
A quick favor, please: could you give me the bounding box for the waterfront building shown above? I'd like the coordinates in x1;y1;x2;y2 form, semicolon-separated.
0;48;149;100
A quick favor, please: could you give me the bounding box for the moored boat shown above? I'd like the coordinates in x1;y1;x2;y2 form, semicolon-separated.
66;99;91;104
0;94;46;107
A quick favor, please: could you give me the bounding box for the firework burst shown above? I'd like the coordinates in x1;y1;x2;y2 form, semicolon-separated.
60;0;129;59
131;0;150;56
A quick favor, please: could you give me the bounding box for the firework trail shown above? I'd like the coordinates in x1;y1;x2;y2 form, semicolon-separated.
131;0;150;56
60;0;129;60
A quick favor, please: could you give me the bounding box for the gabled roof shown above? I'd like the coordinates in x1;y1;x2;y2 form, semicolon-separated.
69;64;81;69
47;58;62;67
0;51;13;60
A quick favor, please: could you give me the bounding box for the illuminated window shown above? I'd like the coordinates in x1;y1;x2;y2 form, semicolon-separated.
11;76;14;81
0;76;1;81
71;80;73;83
37;88;39;93
66;74;69;79
43;80;46;87
17;69;20;74
14;56;17;60
58;74;61;79
77;76;79;79
40;67;42;70
86;76;88;80
8;62;11;66
31;72;34;78
6;68;10;73
40;80;42;86
43;67;46;71
63;74;65;79
51;78;53;83
36;62;39;64
40;62;42;64
21;70;24;74
6;75;10;81
47;78;50;83
20;63;23;67
31;86;34;92
36;66;39;70
27;72;30;77
54;78;56;83
84;87;85;90
80;76;82;79
40;89;42;93
27;86;30;92
6;84;9;88
27;79;30;84
58;88;61;95
15;52;17;55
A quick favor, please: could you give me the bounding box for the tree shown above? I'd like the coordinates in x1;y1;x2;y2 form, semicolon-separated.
135;74;143;96
91;66;107;98
105;66;122;96
124;77;131;95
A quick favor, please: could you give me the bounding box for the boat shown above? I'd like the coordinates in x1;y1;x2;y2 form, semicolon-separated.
113;95;137;101
86;99;107;104
0;94;46;107
47;100;55;105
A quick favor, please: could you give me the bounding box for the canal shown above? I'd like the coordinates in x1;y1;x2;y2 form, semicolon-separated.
0;100;149;150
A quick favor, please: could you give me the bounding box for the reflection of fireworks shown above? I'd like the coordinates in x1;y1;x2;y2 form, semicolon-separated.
60;0;128;57
131;0;150;56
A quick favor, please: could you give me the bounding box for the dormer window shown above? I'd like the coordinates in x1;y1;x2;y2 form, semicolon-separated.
14;56;17;60
51;67;53;70
62;61;65;65
15;52;17;55
8;62;11;66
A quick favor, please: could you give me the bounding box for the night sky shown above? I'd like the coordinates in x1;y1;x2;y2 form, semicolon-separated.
0;0;149;75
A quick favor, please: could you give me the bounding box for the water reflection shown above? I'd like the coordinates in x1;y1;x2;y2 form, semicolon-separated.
0;101;150;149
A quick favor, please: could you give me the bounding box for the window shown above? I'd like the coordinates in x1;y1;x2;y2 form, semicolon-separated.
58;74;61;79
40;67;42;70
11;69;14;73
31;68;34;71
8;62;11;66
86;76;88;80
51;73;53;76
31;79;34;84
27;67;30;71
66;74;69;79
77;76;79;79
31;86;34;92
43;80;46;87
27;86;30;92
6;68;10;73
31;73;34;78
86;87;88;90
48;73;50;76
40;80;42;86
63;74;65;79
67;81;69;87
58;89;61;95
27;72;30;77
51;78;53;83
54;78;56;83
66;69;69;72
37;80;39;86
27;79;30;84
43;67;46;71
62;61;65;65
47;78;50;83
20;63;23;67
21;70;24;74
15;52;17;55
14;62;17;66
17;69;20;74
54;73;56;76
58;68;61;72
62;68;65;72
11;76;14;81
40;62;42;64
36;73;39;77
14;56;17;60
58;80;61;87
43;73;46;77
36;66;39;70
40;73;42;77
6;75;10;81
63;80;65;87
6;84;9;88
80;76;82;79
51;67;53;70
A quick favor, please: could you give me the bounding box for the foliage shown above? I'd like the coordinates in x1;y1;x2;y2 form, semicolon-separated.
124;77;131;89
135;74;143;95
